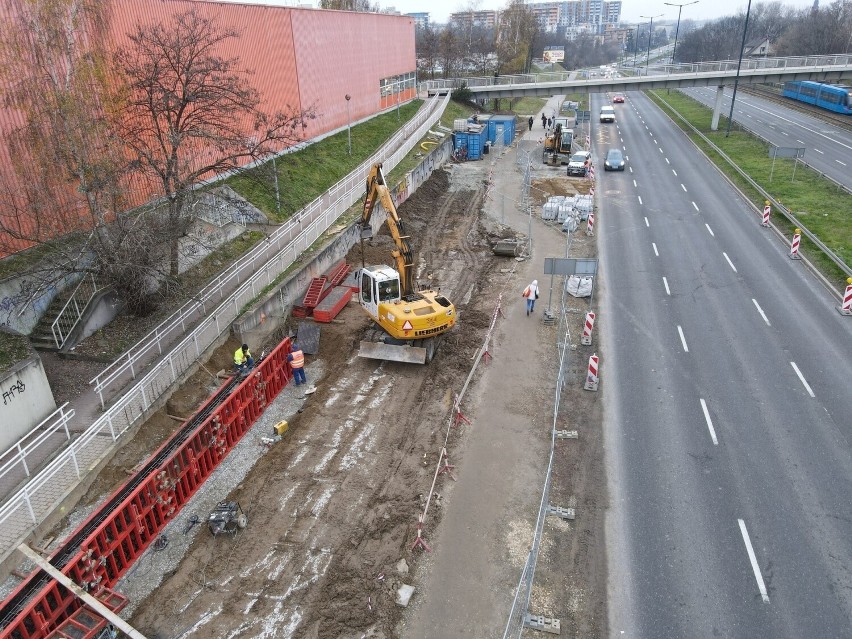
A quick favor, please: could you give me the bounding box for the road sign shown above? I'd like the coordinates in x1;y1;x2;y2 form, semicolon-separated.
543;257;598;276
768;146;805;159
576;110;591;123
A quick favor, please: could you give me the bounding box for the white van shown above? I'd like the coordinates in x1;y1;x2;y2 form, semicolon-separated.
599;106;615;123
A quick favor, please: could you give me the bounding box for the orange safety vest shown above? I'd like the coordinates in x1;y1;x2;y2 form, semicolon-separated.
290;349;305;369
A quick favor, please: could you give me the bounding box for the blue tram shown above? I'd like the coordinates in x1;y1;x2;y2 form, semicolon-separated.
782;81;852;115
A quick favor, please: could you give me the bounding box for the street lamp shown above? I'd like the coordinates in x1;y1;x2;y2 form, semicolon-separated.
664;1;698;65
345;94;352;155
640;14;663;74
633;24;641;67
726;0;753;137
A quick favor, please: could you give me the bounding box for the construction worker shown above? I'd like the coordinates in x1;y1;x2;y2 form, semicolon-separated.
234;343;254;375
287;342;306;386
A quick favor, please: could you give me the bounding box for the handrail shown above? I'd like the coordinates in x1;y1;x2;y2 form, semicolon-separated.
0;403;74;492
50;274;99;350
89;96;446;406
0;93;451;563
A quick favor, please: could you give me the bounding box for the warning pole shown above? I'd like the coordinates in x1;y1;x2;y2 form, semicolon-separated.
838;277;852;316
581;312;596;345
790;228;802;260
584;353;599;391
761;201;771;227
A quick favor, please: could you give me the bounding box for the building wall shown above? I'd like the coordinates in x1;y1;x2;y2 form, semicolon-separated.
0;355;56;453
0;0;416;257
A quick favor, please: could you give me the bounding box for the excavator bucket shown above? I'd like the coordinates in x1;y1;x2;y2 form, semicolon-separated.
358;341;427;365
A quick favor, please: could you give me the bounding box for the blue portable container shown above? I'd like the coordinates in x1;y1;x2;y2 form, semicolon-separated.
452;128;487;160
486;115;517;146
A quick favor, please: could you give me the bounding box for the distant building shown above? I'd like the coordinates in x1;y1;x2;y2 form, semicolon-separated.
406;12;430;29
449;9;499;29
744;37;772;57
449;1;621;35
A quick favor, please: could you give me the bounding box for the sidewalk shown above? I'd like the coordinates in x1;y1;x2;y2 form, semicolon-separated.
403;97;573;637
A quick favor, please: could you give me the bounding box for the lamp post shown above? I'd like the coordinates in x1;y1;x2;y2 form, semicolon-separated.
664;1;698;65
726;0;753;137
633;25;641;67
345;94;352;155
640;14;663;74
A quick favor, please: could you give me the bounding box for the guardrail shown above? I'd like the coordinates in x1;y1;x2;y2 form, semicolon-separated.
0;92;452;564
419;53;852;92
89;95;447;408
50;274;100;350
654;91;852;279
0;404;74;498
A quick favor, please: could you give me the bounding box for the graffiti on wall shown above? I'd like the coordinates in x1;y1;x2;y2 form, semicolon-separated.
2;378;26;406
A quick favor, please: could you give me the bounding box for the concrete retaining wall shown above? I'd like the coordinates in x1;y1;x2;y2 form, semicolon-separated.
0;355;56;454
232;138;454;344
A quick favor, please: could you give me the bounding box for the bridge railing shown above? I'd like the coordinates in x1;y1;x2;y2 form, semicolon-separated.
421;53;852;93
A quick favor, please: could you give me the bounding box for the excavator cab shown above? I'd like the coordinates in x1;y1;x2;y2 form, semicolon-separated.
360;266;401;319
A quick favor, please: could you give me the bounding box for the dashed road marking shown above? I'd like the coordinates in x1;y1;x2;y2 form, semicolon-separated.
705;223;714;236
790;361;815;397
723;252;738;272
700;398;718;445
663;276;670;295
738;519;770;603
752;299;770;326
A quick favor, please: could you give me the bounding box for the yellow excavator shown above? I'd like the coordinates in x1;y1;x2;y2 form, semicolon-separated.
543;122;574;165
356;164;456;364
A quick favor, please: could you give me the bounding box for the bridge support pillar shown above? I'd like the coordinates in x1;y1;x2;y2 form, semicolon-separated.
711;85;725;131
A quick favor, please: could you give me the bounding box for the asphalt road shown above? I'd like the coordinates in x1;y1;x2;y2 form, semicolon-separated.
679;86;852;190
595;90;852;638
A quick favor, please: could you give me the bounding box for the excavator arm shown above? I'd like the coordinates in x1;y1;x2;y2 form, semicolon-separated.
360;164;415;295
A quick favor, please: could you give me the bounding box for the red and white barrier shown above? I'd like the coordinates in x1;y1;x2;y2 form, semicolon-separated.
761;201;771;227
584;353;599;391
411;514;432;552
589;186;595;198
586;211;595;236
838;277;852;316
581;312;596;345
790;228;802;260
588;165;595;180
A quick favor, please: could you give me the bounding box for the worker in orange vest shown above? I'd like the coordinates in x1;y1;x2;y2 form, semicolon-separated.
288;342;306;385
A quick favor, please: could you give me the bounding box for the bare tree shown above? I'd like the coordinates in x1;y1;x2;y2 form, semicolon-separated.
416;24;441;79
319;0;378;11
0;0;171;316
439;24;462;78
776;0;852;55
112;8;316;278
496;0;538;74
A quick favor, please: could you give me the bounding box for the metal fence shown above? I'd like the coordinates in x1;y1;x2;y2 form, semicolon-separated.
0;93;451;564
51;274;102;350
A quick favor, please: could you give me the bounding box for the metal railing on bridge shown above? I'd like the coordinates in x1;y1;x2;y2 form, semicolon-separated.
419;53;852;93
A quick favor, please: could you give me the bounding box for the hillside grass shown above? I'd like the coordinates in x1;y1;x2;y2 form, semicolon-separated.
648;89;851;286
227;101;423;221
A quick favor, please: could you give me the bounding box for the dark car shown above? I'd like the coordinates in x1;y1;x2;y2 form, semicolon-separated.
613;94;625;103
604;148;625;171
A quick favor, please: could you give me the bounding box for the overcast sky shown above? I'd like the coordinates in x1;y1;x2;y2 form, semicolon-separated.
224;0;820;26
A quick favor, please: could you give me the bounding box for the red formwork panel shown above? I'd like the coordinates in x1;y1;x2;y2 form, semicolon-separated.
312;286;352;323
302;277;327;308
1;339;294;639
45;588;126;639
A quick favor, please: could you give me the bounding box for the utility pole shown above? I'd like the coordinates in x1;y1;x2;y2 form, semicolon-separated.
726;0;753;137
664;1;699;65
640;14;663;74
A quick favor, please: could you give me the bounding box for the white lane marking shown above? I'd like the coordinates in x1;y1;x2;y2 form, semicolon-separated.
659;147;664;153
746;113;753;118
705;223;714;236
700;398;718;445
738;519;770;603
638;195;643;205
629;166;633;173
814;148;824;154
781;131;789;136
790;361;815;397
665;157;670;164
752;299;770;326
625;155;629;161
645;217;650;227
796;139;804;144
678;325;689;352
837;159;847;166
723;252;738;272
672;169;678;177
681;184;687;192
633;179;637;187
663;276;670;295
652;242;659;256
692;201;700;211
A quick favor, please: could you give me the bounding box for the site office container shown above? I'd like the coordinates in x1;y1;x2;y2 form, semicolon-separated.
486;115;517;145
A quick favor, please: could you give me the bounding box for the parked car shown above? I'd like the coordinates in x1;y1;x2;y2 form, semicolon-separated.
604;148;625;171
612;94;625;103
566;151;592;177
599;106;616;123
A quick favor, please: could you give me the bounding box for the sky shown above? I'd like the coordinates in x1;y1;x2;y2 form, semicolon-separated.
223;0;821;25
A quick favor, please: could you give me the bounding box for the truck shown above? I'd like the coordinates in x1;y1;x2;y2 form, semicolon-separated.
356;164;456;364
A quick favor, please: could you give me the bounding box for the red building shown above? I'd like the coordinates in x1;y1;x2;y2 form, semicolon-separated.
0;0;416;255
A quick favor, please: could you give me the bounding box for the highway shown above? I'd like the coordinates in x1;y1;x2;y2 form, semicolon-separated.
595;89;852;638
679;86;852;190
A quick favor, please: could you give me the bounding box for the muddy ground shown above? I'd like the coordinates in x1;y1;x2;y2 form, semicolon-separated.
42;156;606;637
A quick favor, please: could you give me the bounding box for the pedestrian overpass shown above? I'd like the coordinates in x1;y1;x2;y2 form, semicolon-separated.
420;53;852;130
